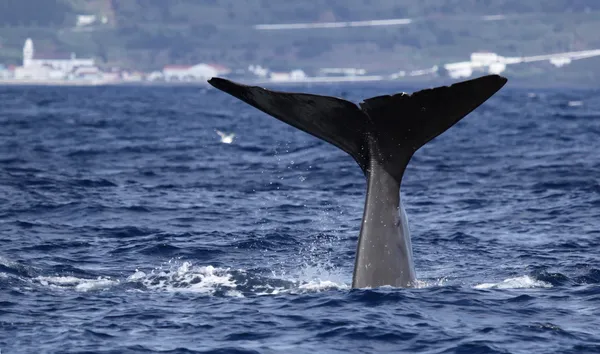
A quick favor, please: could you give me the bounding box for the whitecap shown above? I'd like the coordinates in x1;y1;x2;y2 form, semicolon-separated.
474;275;552;289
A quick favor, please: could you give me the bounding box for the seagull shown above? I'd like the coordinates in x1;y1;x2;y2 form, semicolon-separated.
216;130;235;144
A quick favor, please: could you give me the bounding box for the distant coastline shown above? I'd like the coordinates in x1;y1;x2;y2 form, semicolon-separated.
0;78;116;86
1;75;597;90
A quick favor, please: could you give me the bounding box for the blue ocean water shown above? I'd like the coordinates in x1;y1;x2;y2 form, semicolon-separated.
0;82;599;354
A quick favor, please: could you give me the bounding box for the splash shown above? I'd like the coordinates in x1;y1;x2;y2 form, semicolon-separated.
126;259;349;296
412;277;449;289
474;275;552;289
26;258;350;296
298;280;349;291
267;259;351;294
129;262;238;295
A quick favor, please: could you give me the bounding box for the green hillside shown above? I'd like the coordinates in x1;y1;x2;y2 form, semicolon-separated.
0;0;599;83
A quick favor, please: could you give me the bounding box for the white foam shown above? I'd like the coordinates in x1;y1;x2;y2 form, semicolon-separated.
226;290;245;298
297;279;349;291
35;275;119;292
412;277;448;289
568;100;583;107
31;260;464;296
253;279;349;296
0;255;17;268
130;262;239;295
269;262;350;294
31;261;348;297
255;284;284;296
127;269;147;281
474;275;552;289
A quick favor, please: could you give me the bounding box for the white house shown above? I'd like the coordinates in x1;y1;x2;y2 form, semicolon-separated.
76;15;97;27
163;63;230;81
443;61;474;79
470;52;500;66
319;68;367;76
0;64;11;79
248;64;269;78
444;52;506;79
269;69;307;82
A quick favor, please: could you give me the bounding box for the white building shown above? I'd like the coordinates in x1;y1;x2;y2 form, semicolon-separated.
444;52;505;79
443;49;600;79
248;64;269;78
0;64;10;79
319;68;367;76
75;14;108;28
444;61;474;79
470;52;500;66
147;71;165;81
23;38;94;71
163;63;230;81
14;38;97;80
269;69;307;82
76;15;97;27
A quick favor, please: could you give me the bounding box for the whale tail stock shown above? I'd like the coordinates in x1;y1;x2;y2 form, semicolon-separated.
207;75;507;181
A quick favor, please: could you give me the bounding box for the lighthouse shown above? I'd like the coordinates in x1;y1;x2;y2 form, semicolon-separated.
23;38;34;68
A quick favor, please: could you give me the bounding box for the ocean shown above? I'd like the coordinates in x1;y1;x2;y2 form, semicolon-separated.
0;82;599;353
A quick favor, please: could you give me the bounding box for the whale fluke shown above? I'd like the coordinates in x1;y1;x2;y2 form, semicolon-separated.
208;75;507;288
208;76;506;181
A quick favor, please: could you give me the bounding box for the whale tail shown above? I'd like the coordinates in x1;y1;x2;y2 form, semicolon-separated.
207;75;507;181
